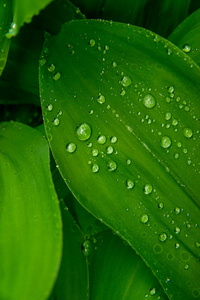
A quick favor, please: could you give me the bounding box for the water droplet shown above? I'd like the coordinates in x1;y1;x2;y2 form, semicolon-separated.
140;214;149;223
120;89;126;96
6;22;17;38
195;242;200;248
107;160;117;171
82;240;92;256
46;104;54;111
112;61;117;67
126;159;131;165
97;93;106;104
53;72;61;81
40;58;47;66
159;233;167;242
143;184;153;195
183;128;193;138
48;64;56;72
161;136;172;148
66;142;76;153
167;48;172;55
110;136;118;144
174;153;179;159
97;135;107;144
92;163;100;173
174;226;181;234
149;288;156;296
182;44;191;53
143;94;156;109
121;76;132;87
106;146;114;154
174;207;181;214
89;39;95;47
172;119;178;126
92;149;99;157
168;86;175;93
104;45;109;51
52;118;60;126
87;142;92;148
165;112;172;120
126;179;135;189
57;110;63;116
175;243;180;249
158;203;164;209
76;123;92;141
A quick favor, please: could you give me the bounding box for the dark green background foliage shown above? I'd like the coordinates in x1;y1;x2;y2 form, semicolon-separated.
0;0;200;299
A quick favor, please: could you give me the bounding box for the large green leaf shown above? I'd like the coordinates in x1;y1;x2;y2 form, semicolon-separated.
39;20;200;300
70;0;191;37
168;9;200;66
89;229;168;300
0;121;62;300
0;0;12;76
48;200;88;300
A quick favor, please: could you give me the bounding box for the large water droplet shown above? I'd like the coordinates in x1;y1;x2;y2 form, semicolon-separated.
143;94;156;108
159;233;167;242
149;288;156;296
183;128;193;138
161;136;172;148
121;76;132;87
76;123;92;141
52;118;60;126
66;142;77;153
107;160;117;171
182;44;191;53
48;64;55;72
97;93;106;104
126;179;135;189
46;104;54;111
143;184;153;195
140;214;149;223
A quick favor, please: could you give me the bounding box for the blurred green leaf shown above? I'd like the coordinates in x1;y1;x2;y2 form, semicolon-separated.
168;9;200;66
70;0;191;37
0;0;12;76
0;122;62;300
48;200;88;300
89;229;168;300
40;20;200;300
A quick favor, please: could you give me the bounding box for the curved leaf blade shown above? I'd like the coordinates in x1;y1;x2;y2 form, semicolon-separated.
168;8;200;66
0;122;62;300
39;20;200;300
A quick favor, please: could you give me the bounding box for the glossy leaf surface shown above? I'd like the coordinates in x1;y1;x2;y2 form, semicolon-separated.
40;20;200;299
89;229;168;300
48;200;88;300
168;9;200;66
0;122;62;300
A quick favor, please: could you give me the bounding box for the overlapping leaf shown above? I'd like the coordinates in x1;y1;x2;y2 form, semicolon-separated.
0;122;62;300
39;20;200;299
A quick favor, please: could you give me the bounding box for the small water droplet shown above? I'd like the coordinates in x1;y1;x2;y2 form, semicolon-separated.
53;72;61;81
92;163;100;173
174;207;181;214
112;61;117;67
120;89;126;96
104;45;109;51
168;86;175;93
182;44;191;53
165;112;172;120
158;203;164;209
175;243;180;249
40;58;47;66
183;128;193;138
97;135;107;144
92;149;99;157
159;233;167;242
126;179;135;189
48;64;56;72
121;75;132;87
52;118;60;126
106;146;114;154
167;48;172;55
143;184;153;195
184;264;189;270
174;226;181;234
143;94;156;108
107;160;117;171
89;39;95;47
66;142;76;153
76;123;92;141
110;136;118;144
174;153;179;159
46;104;54;111
161;136;172;148
97;93;106;104
149;288;156;296
126;159;131;165
140;214;149;223
195;242;200;248
82;240;92;256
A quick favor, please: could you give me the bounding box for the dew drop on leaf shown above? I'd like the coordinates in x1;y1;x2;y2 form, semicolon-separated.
121;75;132;87
82;240;92;256
97;135;107;144
46;104;54;111
89;39;95;47
182;44;191;53
174;207;181;214
107;160;117;171
53;72;61;81
126;179;135;189
143;94;156;108
92;149;99;157
143;184;153;195
174;226;181;234
52;118;60;126
48;64;56;72
106;146;114;154
140;214;149;223
76;123;92;141
97;93;106;104
183;128;193;138
159;233;167;242
66;142;77;153
110;136;118;144
161;136;172;148
91;163;100;173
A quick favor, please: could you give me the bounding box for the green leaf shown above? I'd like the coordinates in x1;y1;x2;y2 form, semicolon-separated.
168;9;200;66
89;230;168;300
0;1;12;76
0;121;62;300
70;0;191;37
39;20;200;300
6;0;53;38
48;200;88;300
